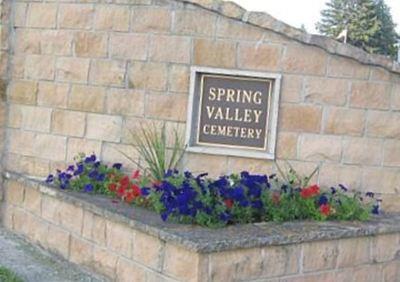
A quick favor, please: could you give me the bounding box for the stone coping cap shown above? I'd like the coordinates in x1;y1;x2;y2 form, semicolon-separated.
6;172;400;253
178;0;400;75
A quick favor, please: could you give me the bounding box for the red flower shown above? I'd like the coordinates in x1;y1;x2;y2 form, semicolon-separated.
132;170;140;179
108;183;117;192
119;176;130;188
117;186;126;198
132;184;142;197
320;204;331;216
300;185;320;199
224;199;234;209
125;191;135;203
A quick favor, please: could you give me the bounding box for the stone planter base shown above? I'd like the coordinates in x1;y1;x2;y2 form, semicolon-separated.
1;173;400;282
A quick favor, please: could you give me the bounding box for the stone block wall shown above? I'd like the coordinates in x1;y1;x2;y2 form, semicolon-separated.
3;176;400;282
0;0;10;215
1;0;400;210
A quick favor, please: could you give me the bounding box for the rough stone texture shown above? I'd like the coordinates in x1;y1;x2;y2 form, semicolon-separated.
1;1;400;280
3;175;400;282
193;38;236;68
1;0;400;211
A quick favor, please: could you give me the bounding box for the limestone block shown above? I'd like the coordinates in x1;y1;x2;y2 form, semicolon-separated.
68;85;105;113
86;113;122;142
52;110;86;137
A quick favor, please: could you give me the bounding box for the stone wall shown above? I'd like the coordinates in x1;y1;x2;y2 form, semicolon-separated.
3;175;400;282
2;0;400;210
0;0;11;217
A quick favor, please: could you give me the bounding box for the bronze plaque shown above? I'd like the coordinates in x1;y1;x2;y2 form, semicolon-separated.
197;74;272;150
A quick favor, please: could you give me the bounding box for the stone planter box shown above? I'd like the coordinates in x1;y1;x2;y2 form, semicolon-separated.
1;172;400;281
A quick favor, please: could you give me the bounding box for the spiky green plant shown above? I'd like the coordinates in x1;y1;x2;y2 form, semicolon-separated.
275;161;321;188
120;123;185;181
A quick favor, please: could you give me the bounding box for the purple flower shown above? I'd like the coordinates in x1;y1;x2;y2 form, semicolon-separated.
161;212;169;221
74;164;84;176
251;200;263;209
219;212;231;222
339;184;348;192
318;195;329;206
184;171;193;178
372;204;380;215
67;165;75;172
60;180;69;189
84;183;94;192
112;163;122;170
45;174;54;183
366;192;375;198
84;154;96;163
141;188;150;196
88;170;98;179
96;174;105;182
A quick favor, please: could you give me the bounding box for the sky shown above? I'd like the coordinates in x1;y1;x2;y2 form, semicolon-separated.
233;0;400;34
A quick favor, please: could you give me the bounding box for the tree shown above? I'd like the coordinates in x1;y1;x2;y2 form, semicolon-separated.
316;0;399;59
372;0;399;57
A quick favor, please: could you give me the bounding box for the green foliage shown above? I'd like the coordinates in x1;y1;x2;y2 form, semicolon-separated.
48;153;124;194
0;267;23;282
125;123;185;181
316;0;399;59
48;152;379;228
69;154;123;195
275;161;320;188
372;0;399;57
329;192;371;220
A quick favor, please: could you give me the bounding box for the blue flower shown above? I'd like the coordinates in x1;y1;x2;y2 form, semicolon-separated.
112;163;122;170
231;186;245;201
251;200;263;209
84;183;94;192
330;187;337;195
239;199;249;207
339;184;348;192
318;195;329;206
366;192;375;198
88;170;98;179
248;186;262;197
184;171;193;179
45;174;54;183
372;204;380;215
141;188;150;196
161;212;169;221
164;169;174;178
219;212;231;222
212;177;229;189
60;180;70;189
74;164;84;176
67;165;75;172
96;174;105;182
197;173;208;179
84;154;96;163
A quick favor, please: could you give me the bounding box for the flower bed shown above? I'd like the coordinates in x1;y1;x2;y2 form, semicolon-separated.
45;154;381;228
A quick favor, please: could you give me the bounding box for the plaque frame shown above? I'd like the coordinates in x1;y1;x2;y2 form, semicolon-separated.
185;66;282;160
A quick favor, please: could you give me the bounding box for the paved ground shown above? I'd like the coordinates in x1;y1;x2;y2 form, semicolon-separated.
0;228;107;282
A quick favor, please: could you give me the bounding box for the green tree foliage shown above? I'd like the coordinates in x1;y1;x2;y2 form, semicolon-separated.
316;0;399;59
